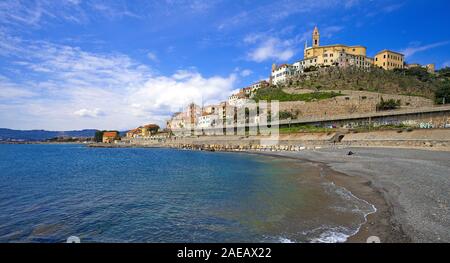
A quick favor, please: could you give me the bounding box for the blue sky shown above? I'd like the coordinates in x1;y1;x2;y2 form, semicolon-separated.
1;0;449;130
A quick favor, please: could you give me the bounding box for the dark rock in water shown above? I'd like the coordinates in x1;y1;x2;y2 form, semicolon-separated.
347;151;354;156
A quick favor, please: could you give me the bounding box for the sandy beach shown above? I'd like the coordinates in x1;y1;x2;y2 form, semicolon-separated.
250;147;450;243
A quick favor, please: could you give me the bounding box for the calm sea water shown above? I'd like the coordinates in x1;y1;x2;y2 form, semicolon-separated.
0;144;375;243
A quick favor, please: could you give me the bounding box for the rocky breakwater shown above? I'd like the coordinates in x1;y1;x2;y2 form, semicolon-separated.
166;143;324;152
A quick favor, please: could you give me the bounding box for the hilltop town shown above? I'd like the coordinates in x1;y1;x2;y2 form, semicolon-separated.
99;26;450;151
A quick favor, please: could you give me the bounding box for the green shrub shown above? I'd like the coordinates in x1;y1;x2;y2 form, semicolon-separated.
376;97;401;111
435;80;450;104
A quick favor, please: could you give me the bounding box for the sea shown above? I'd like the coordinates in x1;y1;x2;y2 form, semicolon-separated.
0;144;375;243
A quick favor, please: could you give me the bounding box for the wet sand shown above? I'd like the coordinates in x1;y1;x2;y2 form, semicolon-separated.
246;147;450;243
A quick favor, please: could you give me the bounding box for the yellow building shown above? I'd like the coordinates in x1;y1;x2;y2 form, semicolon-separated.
304;26;367;60
374;50;404;70
425;64;435;73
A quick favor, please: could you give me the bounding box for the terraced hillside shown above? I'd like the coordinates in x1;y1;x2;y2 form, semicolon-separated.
280;67;439;99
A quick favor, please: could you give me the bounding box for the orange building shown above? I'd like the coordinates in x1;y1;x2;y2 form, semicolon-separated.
374;50;404;70
102;131;119;143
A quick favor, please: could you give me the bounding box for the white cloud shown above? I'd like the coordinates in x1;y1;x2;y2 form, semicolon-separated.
0;0;144;28
0;75;37;99
247;37;295;63
0;86;36;99
128;71;237;117
147;52;158;62
401;41;450;58
0;0;88;27
218;0;356;30
321;26;344;38
74;108;104;118
0;33;236;130
90;2;141;20
240;69;253;77
443;61;450;68
382;3;404;13
344;0;360;9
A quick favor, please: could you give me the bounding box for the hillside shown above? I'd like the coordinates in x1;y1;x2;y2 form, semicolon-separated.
0;128;98;141
278;67;441;100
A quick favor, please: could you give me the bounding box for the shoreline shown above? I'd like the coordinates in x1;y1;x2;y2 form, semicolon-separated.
242;150;411;243
246;148;450;243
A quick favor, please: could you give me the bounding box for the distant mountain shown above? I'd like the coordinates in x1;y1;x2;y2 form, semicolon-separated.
0;128;98;141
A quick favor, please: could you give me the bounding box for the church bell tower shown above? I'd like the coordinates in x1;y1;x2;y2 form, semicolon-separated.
313;26;320;47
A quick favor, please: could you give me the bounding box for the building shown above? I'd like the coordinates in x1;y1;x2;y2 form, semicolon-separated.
126;128;141;138
301;26;372;71
271;64;293;85
197;113;219;129
228;91;249;107
248;80;269;92
374;50;404;70
269;26;415;85
102;131;119;143
234;80;269;98
304;27;367;60
203;105;217;114
126;124;160;138
166;103;202;132
166;112;184;130
407;63;436;74
336;52;373;69
426;64;435;73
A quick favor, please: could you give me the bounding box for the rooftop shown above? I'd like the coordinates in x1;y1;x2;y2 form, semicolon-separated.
375;49;404;56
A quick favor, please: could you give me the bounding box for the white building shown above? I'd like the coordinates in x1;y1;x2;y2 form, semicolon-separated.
228;92;249;107
271;64;293;85
197;113;218;129
249;80;268;92
295;57;318;71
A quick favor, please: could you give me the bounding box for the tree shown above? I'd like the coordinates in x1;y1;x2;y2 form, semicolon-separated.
94;130;104;142
394;67;432;82
435;80;450;104
437;67;450;78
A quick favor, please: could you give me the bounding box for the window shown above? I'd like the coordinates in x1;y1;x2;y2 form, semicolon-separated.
384;55;386;58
